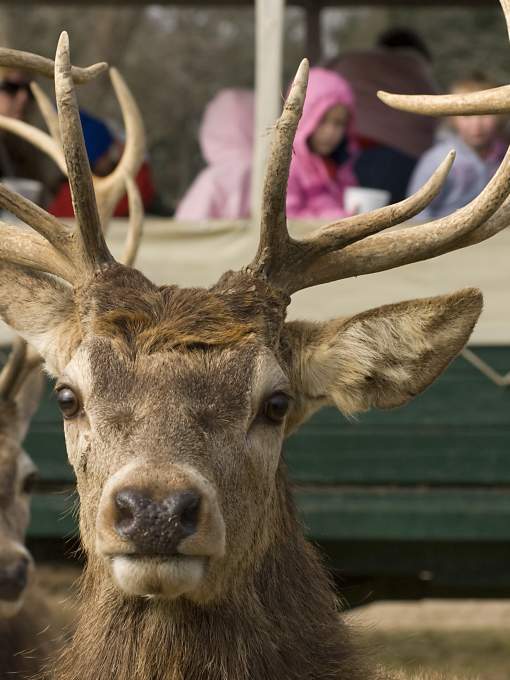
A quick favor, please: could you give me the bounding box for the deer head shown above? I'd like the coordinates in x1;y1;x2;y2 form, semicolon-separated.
0;339;42;619
0;29;508;607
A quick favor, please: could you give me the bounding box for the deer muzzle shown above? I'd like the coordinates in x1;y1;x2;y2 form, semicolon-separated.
95;461;225;599
114;488;201;555
0;545;33;618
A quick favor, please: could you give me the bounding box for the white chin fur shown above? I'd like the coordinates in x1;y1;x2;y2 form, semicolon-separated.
111;556;205;599
0;596;25;619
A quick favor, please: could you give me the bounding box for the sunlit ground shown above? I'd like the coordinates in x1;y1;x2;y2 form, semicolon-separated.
354;600;510;680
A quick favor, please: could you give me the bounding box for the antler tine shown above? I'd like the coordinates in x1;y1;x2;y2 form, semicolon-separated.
0;336;26;400
54;31;114;272
0;113;66;173
295;141;510;290
377;84;510;117
300;150;455;256
120;176;144;267
0;46;107;82
0;183;71;250
0;222;73;280
30;81;62;146
503;0;510;39
94;67;146;229
251;59;309;278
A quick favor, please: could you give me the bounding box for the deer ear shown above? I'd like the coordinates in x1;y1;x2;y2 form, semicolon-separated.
0;264;80;375
282;288;482;430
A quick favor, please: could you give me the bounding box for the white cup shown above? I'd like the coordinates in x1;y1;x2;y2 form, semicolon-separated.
344;186;390;215
0;177;43;224
2;177;43;204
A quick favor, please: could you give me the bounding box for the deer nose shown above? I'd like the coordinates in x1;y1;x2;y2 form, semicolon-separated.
114;489;201;555
0;557;29;601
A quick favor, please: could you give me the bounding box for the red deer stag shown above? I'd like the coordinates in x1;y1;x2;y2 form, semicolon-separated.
0;339;53;678
0;22;508;680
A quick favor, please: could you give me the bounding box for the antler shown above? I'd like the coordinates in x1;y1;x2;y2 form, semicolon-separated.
248;29;510;294
30;68;145;228
0;46;107;82
0;68;145;230
377;84;510;117
0;337;42;402
93;68;146;227
121;176;143;267
0;337;27;400
249;61;455;288
0;32;143;284
0;34;144;276
55;34;111;272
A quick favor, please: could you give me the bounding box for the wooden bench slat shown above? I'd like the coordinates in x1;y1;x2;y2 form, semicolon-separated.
286;428;510;484
297;488;510;542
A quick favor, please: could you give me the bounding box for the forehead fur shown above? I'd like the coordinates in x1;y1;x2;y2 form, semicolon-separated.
76;266;288;354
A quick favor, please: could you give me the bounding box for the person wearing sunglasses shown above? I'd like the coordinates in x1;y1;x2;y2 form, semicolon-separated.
0;68;33;121
0;68;60;207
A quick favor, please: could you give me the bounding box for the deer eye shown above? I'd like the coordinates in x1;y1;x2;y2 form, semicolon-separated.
22;471;38;495
55;386;81;419
262;392;291;424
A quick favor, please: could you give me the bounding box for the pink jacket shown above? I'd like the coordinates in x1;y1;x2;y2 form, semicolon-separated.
286;67;358;219
176;89;254;220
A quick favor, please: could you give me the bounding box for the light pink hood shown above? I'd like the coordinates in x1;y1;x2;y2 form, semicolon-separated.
287;67;358;219
176;89;254;220
199;89;254;165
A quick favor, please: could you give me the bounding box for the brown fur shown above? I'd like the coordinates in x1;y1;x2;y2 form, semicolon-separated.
77;266;288;355
0;263;483;680
52;474;369;680
0;587;55;680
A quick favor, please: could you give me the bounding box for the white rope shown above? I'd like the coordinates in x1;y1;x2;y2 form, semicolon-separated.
461;348;510;387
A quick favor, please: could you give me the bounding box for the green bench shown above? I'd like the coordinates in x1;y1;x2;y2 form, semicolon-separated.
26;347;510;602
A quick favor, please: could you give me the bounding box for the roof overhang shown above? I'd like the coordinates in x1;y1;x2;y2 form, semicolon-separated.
0;0;498;6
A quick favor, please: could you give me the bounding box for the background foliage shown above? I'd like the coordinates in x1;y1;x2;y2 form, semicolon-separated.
0;5;508;210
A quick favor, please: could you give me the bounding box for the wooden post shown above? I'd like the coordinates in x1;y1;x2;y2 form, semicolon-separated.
251;0;285;220
305;3;322;65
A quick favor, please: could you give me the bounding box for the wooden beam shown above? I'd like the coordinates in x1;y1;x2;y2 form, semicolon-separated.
305;3;322;65
251;0;284;218
0;0;497;6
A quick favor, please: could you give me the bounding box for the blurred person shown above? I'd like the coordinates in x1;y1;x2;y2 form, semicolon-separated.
48;109;156;217
0;68;59;201
407;74;507;220
330;28;439;203
286;67;357;219
0;69;32;122
176;89;253;220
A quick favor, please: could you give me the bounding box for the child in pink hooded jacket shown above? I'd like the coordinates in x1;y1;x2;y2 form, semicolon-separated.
287;67;358;219
176;89;253;220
